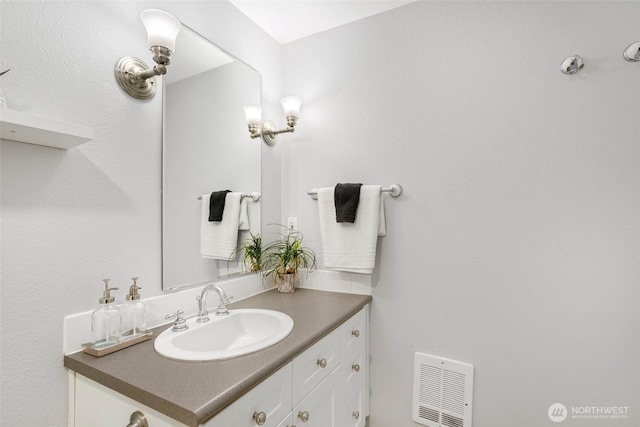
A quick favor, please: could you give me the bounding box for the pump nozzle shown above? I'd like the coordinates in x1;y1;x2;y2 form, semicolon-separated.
127;277;142;301
99;278;119;304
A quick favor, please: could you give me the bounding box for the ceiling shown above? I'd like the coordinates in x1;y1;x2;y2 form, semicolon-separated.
229;0;417;44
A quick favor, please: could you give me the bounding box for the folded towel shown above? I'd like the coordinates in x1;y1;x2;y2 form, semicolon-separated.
201;192;242;260
335;183;362;223
238;196;250;231
318;185;385;274
208;190;231;222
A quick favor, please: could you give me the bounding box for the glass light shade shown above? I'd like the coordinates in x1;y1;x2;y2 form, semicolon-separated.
281;96;302;118
140;9;182;52
243;105;262;125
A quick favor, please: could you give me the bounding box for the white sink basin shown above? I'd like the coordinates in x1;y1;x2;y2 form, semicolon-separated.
154;309;294;362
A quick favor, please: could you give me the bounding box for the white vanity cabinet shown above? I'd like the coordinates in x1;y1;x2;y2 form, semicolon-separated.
69;305;369;427
208;306;368;427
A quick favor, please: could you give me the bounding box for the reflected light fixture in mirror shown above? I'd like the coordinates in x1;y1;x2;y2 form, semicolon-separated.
115;9;182;99
244;96;302;146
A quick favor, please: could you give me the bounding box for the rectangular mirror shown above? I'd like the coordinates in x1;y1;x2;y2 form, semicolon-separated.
162;24;261;292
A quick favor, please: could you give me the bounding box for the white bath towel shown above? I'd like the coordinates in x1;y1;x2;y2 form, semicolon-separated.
200;192;243;260
238;197;250;231
318;185;386;274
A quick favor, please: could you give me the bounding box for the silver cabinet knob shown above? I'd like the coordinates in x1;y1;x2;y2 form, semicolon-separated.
352;329;360;338
298;410;310;422
127;411;148;427
352;363;361;372
317;358;327;368
353;411;360;420
253;411;267;425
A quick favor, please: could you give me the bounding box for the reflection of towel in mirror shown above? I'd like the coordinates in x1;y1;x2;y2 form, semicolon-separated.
208;190;231;221
334;183;362;223
318;185;385;274
201;192;242;260
238;197;250;231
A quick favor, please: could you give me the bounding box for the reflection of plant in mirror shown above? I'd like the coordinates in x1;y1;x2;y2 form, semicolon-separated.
261;225;316;279
229;233;262;272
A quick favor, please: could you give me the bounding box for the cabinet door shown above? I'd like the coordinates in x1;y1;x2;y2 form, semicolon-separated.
342;379;366;427
340;307;367;360
339;306;369;424
276;413;293;427
342;348;366;390
204;363;292;427
74;374;184;427
292;369;340;427
292;328;339;405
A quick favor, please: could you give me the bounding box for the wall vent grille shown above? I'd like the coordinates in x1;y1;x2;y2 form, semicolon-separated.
412;352;474;427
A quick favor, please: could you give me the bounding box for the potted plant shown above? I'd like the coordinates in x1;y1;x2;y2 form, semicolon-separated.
228;232;262;273
261;225;316;293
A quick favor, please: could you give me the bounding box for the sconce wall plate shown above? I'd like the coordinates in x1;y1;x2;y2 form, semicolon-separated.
561;55;584;75
261;120;278;146
114;56;157;100
623;42;640;62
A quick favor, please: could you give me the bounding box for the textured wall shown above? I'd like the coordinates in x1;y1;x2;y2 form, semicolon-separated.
0;1;282;425
282;2;639;425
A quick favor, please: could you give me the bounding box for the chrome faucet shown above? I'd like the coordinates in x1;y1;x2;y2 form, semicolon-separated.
196;285;233;322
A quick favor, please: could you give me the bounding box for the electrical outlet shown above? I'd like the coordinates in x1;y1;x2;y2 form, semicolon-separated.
287;217;298;231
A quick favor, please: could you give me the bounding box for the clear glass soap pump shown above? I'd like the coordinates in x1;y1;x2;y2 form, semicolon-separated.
120;277;146;340
91;279;121;349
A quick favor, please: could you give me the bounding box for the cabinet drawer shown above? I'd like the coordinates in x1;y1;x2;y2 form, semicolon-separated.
74;374;184;427
292;328;340;405
339;307;367;359
292;368;341;427
204;363;292;427
342;349;366;389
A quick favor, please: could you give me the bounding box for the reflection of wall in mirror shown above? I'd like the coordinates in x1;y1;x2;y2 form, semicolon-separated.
163;61;261;290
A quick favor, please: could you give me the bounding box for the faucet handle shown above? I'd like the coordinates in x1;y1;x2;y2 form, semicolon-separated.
215;295;233;316
165;310;188;332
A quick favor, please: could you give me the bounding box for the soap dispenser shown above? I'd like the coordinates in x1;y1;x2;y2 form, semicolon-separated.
91;279;121;349
120;277;146;340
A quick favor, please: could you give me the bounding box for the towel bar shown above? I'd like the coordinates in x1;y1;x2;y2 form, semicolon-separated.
197;192;261;202
307;184;403;200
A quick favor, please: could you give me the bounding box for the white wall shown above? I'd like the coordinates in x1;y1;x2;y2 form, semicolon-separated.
2;1;639;426
0;1;282;425
282;1;639;425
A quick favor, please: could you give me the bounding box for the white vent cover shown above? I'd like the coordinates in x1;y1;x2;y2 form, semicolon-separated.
412;352;474;427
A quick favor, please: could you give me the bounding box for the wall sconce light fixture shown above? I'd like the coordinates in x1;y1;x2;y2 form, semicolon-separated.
115;9;182;99
243;96;302;145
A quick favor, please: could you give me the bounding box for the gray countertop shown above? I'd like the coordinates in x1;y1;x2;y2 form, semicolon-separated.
64;288;372;426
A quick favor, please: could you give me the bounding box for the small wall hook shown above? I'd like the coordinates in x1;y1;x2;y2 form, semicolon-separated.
561;55;585;75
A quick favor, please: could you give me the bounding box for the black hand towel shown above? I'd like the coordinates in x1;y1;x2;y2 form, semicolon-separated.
334;183;362;223
208;190;231;222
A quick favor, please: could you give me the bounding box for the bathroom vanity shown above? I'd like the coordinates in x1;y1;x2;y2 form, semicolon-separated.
64;289;371;427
